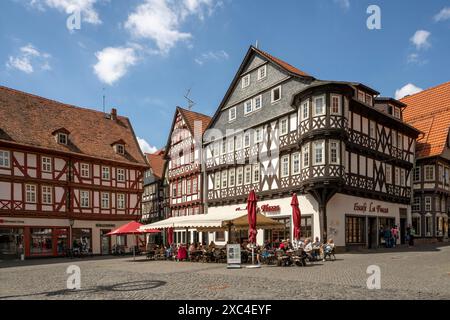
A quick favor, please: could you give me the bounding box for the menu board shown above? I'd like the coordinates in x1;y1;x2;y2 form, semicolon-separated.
226;244;241;265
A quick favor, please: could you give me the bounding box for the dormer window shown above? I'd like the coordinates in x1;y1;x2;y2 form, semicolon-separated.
58;133;68;145
111;139;126;155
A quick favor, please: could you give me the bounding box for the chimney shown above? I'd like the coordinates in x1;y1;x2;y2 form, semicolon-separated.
111;108;117;121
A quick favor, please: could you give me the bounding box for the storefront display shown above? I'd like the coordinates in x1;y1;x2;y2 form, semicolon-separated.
72;228;92;253
0;228;23;257
30;228;53;255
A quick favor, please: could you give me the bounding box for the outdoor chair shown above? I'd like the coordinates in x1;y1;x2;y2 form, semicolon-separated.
323;246;336;261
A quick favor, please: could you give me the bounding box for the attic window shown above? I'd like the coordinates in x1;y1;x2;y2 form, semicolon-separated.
116;144;125;155
58;133;68;145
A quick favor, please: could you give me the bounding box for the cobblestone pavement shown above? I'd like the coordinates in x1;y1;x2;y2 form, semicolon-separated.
1;244;450;300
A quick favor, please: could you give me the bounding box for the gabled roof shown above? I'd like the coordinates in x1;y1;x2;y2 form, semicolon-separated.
401;81;450;158
164;107;211;159
145;149;166;179
0;86;147;167
206;45;314;131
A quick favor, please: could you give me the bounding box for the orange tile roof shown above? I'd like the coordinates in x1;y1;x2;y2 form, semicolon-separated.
177;107;211;135
253;46;312;78
145;150;166;179
401;81;450;158
0;86;147;166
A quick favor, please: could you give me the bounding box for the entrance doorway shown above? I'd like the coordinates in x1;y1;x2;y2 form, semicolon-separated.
100;230;111;255
400;218;406;245
368;217;378;249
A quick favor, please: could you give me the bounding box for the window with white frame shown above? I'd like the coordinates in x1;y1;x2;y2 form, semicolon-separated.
244;165;252;185
392;130;397;148
117;193;126;209
303;144;310;168
41;157;52;172
438;165;444;183
291;152;300;175
213;142;220;157
357;90;365;102
425;197;432;211
244;132;251;148
253;164;260;183
102;166;110;180
385;164;392;184
80;190;90;208
365;94;373;106
25;184;36;203
235;135;242;150
221;140;227;155
237;167;243;185
414;166;421;182
331;95;341;115
280;155;289;177
435;197;440;212
301;100;309;121
255;127;263;143
280;118;288;136
254;95;262;111
229;107;236;121
313;140;325;165
81;163;90;178
424;165;435;181
214;172;221;190
271;86;281;103
397;132;402;149
412;197;420;211
369;121;376;139
445;168;450;185
244;99;253;115
193;178;198;193
228;137;234;153
313;96;325;116
42;186;52;204
329;140;340;164
101;193;110;209
400;169;405;186
58;133;68;145
425;215;432;236
394;167;400;185
242;74;250;88
0;150;10;168
221;171;228;189
229;168;235;187
186;178;192;194
117;168;125;182
116;144;125;155
257;65;266;80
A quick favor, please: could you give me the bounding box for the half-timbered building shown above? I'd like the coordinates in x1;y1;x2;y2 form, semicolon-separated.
203;46;420;250
0;86;148;258
165;107;211;244
401;82;450;242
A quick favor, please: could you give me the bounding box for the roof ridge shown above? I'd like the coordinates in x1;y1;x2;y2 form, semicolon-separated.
177;106;212;119
401;81;450;100
0;85;123;118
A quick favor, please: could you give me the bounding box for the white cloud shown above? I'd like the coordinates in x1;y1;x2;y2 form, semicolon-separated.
195;50;229;65
395;83;423;100
410;30;431;50
6;44;51;74
29;0;102;24
434;7;450;22
334;0;350;10
137;137;158;154
125;0;219;54
93;47;137;85
407;53;428;65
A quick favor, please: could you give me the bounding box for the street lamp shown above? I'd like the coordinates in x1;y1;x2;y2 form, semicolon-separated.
69;219;75;250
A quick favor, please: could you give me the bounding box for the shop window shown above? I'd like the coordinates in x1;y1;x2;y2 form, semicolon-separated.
30;228;53;255
345;216;366;244
72;228;92;253
55;228;69;255
300;216;313;239
412;215;421;237
215;231;225;242
425;215;433;237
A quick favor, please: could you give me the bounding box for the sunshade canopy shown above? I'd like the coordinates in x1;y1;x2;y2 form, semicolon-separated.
107;221;160;236
140;211;284;231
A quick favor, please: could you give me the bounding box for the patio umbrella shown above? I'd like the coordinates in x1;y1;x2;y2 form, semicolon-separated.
107;221;160;260
246;190;260;268
291;193;301;241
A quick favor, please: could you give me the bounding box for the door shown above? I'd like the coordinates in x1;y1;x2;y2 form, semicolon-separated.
368;217;378;249
100;230;111;255
400;218;406;245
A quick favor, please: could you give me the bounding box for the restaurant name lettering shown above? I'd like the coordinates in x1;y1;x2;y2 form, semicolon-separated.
354;202;389;214
235;205;281;213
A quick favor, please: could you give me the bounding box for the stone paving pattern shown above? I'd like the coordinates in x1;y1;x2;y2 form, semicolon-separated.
1;244;449;300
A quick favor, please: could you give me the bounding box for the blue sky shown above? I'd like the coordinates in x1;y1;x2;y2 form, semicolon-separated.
1;0;449;152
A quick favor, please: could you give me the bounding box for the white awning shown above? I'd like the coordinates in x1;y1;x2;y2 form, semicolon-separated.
139;211;284;231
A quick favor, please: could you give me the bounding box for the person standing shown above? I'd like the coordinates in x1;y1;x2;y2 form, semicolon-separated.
391;225;399;248
409;226;415;247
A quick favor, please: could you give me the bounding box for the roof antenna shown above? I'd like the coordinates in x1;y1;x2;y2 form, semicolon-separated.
255;40;259;49
184;88;195;110
102;87;106;113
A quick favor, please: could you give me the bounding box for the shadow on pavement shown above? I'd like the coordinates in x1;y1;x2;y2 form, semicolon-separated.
342;243;450;254
0;280;166;300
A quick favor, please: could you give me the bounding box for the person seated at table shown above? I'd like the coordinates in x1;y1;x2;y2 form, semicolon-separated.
286;239;294;250
303;238;315;259
189;242;196;253
263;240;271;250
177;244;188;261
279;240;286;251
208;241;216;250
322;239;335;261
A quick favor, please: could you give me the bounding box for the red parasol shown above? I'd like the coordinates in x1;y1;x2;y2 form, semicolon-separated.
247;190;258;244
167;227;174;245
291;193;301;241
106;221;160;236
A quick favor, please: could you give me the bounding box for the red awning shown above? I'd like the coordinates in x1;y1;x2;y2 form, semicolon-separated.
106;221;160;236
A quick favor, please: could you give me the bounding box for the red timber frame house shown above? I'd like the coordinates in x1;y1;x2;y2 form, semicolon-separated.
165;107;211;244
0;86;148;258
